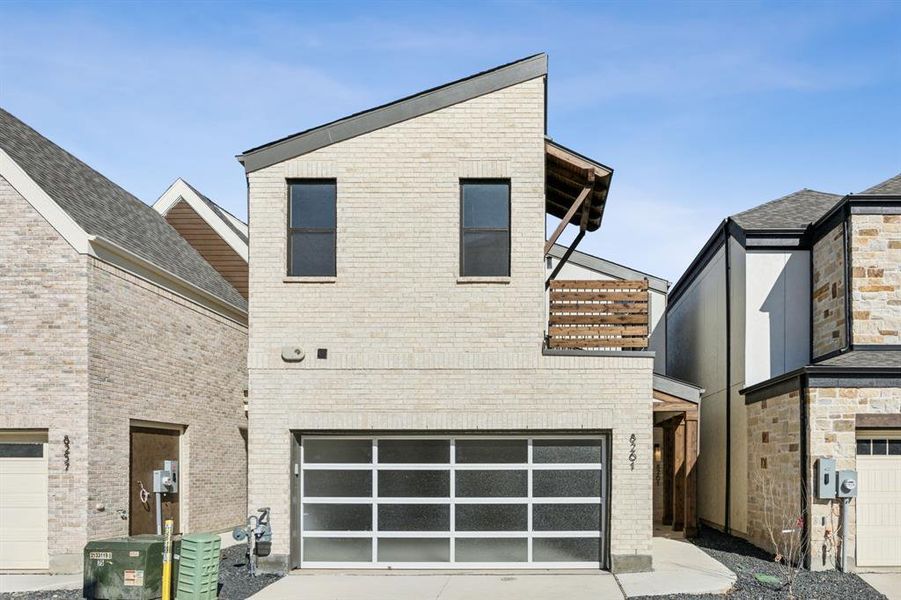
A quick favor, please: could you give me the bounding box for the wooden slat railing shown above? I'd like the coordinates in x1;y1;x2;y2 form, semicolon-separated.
547;279;649;349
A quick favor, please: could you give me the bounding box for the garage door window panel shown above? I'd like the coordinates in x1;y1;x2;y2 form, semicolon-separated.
378;470;449;497
303;504;372;531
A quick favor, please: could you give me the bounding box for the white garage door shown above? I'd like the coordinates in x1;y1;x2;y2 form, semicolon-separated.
0;432;49;570
298;435;607;569
856;436;901;568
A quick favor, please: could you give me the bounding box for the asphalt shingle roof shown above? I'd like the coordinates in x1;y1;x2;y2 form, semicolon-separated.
815;350;901;369
860;173;901;195
731;189;843;230
0;108;246;311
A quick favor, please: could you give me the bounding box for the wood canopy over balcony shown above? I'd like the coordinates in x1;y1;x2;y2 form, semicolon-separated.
545;139;612;235
544;140;614;290
547;279;650;350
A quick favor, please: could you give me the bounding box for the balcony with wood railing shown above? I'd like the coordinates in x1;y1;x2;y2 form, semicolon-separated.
546;279;650;350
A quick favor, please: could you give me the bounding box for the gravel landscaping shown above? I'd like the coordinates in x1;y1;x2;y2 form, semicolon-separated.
631;526;887;600
0;544;282;600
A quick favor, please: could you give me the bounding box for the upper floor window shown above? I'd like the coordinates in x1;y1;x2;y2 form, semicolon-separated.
460;180;510;277
288;180;336;277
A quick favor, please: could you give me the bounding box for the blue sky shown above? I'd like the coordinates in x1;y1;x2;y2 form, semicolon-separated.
1;1;899;282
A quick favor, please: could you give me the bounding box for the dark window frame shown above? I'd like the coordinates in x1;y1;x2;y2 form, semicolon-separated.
459;179;511;277
287;179;338;277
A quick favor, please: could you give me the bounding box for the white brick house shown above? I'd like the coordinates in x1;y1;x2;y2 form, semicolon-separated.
237;54;685;574
0;109;248;573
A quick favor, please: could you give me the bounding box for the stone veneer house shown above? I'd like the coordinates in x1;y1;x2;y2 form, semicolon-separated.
0;108;249;573
237;54;708;573
666;175;901;571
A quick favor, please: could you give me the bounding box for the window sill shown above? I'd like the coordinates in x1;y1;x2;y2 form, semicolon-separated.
456;276;511;284
283;276;337;284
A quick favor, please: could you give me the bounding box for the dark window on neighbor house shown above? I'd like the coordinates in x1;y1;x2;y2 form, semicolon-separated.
857;439;871;455
0;443;43;458
288;180;336;276
460;180;510;277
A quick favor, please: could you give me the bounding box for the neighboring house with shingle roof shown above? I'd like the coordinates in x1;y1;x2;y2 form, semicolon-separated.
0;108;248;573
665;173;900;573
154;178;249;298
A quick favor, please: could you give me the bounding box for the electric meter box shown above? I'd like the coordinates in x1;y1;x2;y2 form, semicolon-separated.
837;470;858;498
816;458;836;499
83;535;180;600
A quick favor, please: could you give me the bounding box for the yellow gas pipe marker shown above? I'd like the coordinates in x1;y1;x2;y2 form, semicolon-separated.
162;519;174;600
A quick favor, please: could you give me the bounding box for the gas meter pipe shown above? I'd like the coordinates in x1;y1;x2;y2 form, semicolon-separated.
162;519;174;600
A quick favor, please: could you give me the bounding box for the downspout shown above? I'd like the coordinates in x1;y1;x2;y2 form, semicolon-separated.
724;221;733;534
842;205;853;351
799;375;810;568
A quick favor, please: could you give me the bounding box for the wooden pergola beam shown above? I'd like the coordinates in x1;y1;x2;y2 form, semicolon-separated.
544;184;592;255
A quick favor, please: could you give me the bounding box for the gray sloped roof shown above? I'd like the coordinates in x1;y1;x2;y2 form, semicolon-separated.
0;108;246;311
237;53;548;173
860;173;901;195
731;188;843;230
815;350;901;369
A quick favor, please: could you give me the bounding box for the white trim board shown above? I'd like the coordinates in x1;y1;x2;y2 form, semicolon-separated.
153;178;248;261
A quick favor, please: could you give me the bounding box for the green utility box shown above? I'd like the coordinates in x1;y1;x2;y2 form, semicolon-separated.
83;535;180;600
175;533;221;599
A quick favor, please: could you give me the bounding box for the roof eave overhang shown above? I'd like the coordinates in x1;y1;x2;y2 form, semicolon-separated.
741;364;901;404
544;139;612;233
237;54;549;173
153;179;249;262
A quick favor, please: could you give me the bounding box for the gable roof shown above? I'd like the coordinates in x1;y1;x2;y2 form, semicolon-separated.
547;243;669;293
154;178;248;261
237;53;548;173
860;172;901;195
0;108;246;313
730;188;843;230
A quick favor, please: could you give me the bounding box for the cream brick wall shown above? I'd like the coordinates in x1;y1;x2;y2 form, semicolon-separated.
851;215;901;345
1;175;249;572
812;223;846;358
0;175;90;570
746;391;802;556
246;78;654;571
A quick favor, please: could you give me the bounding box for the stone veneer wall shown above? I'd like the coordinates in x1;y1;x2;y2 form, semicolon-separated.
746;391;802;556
812;223;846;358
0;176;90;572
806;386;901;571
850;215;901;345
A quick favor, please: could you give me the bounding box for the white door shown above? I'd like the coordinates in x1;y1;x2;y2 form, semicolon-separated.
0;432;49;570
856;437;901;568
297;435;608;569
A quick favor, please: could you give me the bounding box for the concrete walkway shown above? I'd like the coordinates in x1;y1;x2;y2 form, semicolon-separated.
859;573;901;600
250;571;624;600
615;537;736;597
0;573;81;594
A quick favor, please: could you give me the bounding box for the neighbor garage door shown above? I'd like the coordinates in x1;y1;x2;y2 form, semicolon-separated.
856;436;901;568
297;435;607;569
0;432;49;570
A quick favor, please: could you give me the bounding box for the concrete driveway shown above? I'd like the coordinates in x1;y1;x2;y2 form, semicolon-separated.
250;571;623;600
859;573;901;600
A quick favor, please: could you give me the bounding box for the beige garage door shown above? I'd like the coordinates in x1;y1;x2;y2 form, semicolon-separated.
0;432;49;570
856;436;901;568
